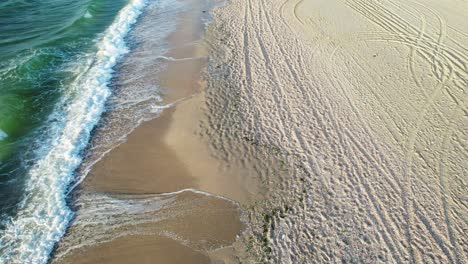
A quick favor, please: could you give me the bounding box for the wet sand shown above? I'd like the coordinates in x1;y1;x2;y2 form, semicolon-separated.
54;190;246;264
58;234;211;264
85;90;258;203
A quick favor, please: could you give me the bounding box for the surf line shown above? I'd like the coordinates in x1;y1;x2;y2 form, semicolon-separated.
0;0;148;263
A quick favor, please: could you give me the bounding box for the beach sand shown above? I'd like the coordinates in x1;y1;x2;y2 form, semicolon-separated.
205;0;467;262
53;0;467;262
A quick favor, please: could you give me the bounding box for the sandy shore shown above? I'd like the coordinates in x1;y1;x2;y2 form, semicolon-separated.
52;0;258;263
84;92;260;204
51;0;466;262
53;190;246;264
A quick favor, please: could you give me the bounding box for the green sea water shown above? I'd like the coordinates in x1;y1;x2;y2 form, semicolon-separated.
0;0;128;232
0;0;178;261
0;0;128;160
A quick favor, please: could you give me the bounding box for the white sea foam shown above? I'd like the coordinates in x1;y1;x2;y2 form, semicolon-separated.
84;11;93;19
0;129;7;140
0;0;147;263
156;55;205;62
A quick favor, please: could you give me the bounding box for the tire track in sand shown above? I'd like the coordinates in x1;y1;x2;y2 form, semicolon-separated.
210;0;467;262
344;0;466;262
260;0;411;260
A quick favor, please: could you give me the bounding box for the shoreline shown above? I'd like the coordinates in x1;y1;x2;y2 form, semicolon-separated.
50;0;467;262
51;0;260;262
81;0;260;205
0;0;151;262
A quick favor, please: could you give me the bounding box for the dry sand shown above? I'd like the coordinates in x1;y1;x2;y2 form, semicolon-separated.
205;0;467;262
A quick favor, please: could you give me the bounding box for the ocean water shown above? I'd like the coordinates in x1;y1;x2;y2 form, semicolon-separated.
0;0;153;262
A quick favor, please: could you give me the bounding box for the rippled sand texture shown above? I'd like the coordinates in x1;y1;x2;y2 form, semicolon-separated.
206;0;467;262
